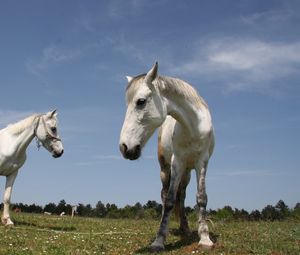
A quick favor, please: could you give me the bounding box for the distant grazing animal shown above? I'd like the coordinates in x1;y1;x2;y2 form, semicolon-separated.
0;110;64;226
60;212;65;217
71;205;77;217
120;63;215;251
13;207;21;213
44;212;52;215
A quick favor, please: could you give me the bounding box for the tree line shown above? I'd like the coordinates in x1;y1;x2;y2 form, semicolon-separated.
3;199;300;221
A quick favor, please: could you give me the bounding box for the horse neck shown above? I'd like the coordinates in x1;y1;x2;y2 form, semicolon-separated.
159;80;211;138
8;115;39;155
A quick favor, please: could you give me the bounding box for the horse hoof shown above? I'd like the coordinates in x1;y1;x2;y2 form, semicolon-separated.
198;239;214;249
150;242;165;253
2;218;14;226
6;222;14;227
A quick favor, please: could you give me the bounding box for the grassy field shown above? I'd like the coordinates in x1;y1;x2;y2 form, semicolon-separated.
0;212;299;255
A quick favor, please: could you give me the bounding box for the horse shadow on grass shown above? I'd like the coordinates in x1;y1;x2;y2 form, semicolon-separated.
135;229;218;254
13;219;76;232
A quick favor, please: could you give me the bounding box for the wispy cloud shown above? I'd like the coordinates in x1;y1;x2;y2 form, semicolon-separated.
169;38;300;94
241;9;293;26
26;45;84;77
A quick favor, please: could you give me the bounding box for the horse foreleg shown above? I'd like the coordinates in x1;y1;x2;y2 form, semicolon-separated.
150;156;184;252
2;171;18;226
196;161;213;247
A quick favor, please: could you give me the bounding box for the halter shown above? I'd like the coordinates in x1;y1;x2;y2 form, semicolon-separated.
34;115;61;150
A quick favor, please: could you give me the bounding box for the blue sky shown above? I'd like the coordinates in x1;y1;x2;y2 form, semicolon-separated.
0;0;299;211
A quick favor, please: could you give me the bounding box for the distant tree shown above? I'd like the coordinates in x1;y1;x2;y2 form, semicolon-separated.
95;201;106;217
133;202;145;219
261;205;280;221
44;202;57;213
144;208;160;219
234;208;249;221
85;204;93;217
214;206;234;221
28;203;43;213
291;202;300;219
55;200;67;215
121;205;133;218
76;203;86;216
143;200;162;216
249;210;261;221
275;200;290;219
144;200;159;210
106;203;120;218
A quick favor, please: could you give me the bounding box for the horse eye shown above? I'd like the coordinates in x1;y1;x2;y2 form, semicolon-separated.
51;127;57;134
136;98;146;107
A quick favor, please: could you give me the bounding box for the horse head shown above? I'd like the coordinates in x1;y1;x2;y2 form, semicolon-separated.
35;110;64;158
119;62;167;160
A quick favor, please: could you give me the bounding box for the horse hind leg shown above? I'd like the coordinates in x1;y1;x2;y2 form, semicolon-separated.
157;126;172;210
151;155;184;252
175;171;191;236
159;158;170;208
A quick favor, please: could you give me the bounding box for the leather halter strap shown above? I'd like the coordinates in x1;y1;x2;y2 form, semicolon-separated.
34;115;61;143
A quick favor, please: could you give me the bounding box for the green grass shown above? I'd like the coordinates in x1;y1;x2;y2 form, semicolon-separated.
0;213;299;255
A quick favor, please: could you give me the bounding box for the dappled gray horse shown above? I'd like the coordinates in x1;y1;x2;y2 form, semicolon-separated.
119;63;215;251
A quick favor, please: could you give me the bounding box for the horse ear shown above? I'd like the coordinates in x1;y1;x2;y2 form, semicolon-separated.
126;76;133;83
50;109;57;117
46;109;57;118
145;62;158;85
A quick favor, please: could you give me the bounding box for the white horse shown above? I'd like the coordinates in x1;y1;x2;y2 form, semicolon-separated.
0;110;63;225
120;63;215;251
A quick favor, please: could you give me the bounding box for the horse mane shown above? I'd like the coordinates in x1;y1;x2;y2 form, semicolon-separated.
6;114;41;135
126;74;208;109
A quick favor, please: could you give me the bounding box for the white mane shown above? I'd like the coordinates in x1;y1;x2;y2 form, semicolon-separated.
6;114;41;135
126;75;208;109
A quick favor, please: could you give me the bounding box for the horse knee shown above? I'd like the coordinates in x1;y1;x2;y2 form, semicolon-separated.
197;192;208;208
165;198;175;212
3;195;11;205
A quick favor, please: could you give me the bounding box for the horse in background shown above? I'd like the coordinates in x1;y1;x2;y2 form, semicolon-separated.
0;110;64;225
120;63;215;251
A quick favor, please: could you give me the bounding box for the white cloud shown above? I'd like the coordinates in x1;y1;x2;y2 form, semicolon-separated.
169;38;300;93
26;45;83;77
241;9;293;25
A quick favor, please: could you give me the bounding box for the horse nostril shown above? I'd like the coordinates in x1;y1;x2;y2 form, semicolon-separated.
135;144;141;153
120;143;128;155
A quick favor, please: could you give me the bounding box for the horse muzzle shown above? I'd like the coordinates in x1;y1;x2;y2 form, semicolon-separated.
52;149;64;158
119;143;141;160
